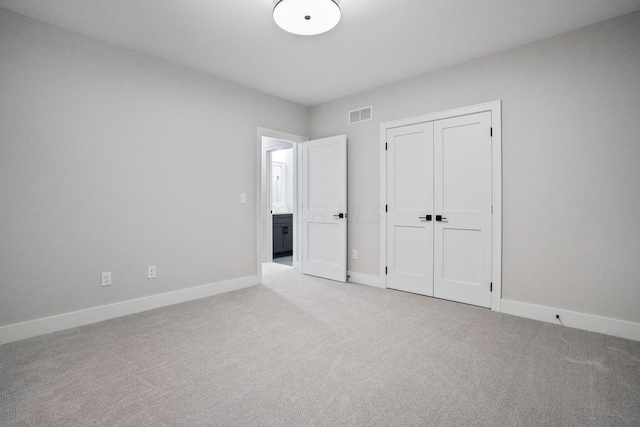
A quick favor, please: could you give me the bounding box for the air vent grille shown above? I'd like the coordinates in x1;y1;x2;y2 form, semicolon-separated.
348;106;373;124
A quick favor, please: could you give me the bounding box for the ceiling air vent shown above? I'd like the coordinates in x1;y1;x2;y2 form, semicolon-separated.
348;106;373;124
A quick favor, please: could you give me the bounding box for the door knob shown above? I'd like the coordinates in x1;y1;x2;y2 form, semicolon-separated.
435;215;447;222
333;213;345;219
418;215;432;221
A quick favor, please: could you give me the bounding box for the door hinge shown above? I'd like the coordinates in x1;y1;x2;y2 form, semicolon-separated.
490;282;493;292
385;267;388;275
385;142;388;151
385;204;388;212
490;127;493;137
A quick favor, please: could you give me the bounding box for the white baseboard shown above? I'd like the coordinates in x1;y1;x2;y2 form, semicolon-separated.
501;299;640;342
348;271;384;288
0;275;260;345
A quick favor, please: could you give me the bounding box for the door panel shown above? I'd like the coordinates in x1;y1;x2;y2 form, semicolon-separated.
442;125;482;212
302;135;347;282
394;134;429;211
307;143;341;208
386;123;434;296
395;227;427;276
442;229;482;284
434;112;492;307
307;222;340;264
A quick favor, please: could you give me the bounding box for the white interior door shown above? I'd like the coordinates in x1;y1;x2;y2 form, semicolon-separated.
433;112;492;307
384;111;493;308
386;123;434;296
302;135;347;282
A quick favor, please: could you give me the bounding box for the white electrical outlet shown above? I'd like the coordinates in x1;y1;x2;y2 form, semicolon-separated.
147;265;157;279
101;272;112;287
352;249;358;260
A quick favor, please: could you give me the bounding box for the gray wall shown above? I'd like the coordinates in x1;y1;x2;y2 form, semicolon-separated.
309;12;640;323
2;7;639;329
0;9;308;326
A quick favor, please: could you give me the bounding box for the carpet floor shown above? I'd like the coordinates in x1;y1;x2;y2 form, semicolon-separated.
1;263;639;426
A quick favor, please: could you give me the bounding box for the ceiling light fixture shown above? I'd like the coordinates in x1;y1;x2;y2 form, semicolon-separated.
273;0;341;36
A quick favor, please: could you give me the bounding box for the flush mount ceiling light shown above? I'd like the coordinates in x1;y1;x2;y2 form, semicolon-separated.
273;0;341;36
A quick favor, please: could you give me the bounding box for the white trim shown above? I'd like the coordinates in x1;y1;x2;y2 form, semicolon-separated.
348;271;384;288
0;275;260;345
379;101;502;311
501;299;640;342
490;104;502;312
379;122;387;285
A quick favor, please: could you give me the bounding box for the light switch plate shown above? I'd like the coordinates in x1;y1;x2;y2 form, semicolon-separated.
240;193;247;204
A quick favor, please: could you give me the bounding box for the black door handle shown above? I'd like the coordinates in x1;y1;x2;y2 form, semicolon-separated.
418;215;432;221
333;213;345;219
435;215;448;222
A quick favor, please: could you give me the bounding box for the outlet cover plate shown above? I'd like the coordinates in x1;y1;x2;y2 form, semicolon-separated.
101;272;112;287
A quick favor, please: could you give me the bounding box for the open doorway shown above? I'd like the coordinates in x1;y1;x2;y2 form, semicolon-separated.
269;145;294;266
257;128;307;280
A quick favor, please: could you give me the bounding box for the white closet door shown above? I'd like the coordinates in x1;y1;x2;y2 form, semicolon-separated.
433;112;492;307
386;123;434;296
302;135;347;282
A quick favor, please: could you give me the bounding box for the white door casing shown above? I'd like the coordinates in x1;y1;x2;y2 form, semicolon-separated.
386;122;434;296
380;102;502;310
302;135;348;282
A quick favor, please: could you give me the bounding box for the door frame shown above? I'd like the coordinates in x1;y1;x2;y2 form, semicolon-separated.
379;101;503;311
257;128;308;281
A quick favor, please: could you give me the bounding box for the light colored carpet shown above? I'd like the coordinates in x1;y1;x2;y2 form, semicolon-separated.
1;264;639;426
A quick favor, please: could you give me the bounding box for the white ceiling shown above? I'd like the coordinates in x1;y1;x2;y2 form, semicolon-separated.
1;0;639;106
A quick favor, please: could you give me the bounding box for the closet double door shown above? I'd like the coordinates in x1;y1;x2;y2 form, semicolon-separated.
386;112;492;308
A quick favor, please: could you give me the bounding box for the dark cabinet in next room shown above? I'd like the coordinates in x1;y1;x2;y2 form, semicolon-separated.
273;214;293;257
